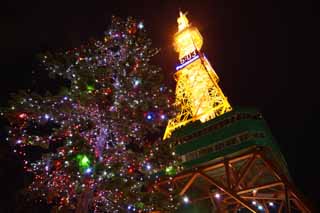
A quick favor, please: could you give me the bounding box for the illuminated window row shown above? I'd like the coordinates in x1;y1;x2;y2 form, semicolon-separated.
181;131;266;162
175;112;263;145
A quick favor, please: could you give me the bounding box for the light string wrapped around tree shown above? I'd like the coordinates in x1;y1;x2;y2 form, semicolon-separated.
2;16;182;212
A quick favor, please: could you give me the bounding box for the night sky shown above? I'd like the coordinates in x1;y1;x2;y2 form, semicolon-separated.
1;0;319;211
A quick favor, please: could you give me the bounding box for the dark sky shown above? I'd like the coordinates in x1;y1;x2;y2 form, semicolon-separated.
1;0;319;211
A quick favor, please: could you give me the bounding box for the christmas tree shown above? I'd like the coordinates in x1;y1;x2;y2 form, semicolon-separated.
2;16;180;212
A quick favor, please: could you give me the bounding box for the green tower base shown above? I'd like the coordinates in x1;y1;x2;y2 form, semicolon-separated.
158;108;310;212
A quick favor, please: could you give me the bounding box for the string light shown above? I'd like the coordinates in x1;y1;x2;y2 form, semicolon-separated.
146;164;152;171
44;114;50;120
3;16;178;212
84;167;93;174
146;112;155;121
214;193;221;199
183;196;189;204
137;22;144;29
18;113;27;119
128;204;133;210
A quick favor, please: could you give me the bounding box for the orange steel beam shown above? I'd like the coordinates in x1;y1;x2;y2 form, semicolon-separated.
199;172;256;213
241;196;283;200
262;202;270;213
278;200;284;213
229;164;240;182
190;195;210;203
237;181;283;195
203;151;254;173
236;157;250;177
224;159;231;189
259;153;311;212
159;162;226;186
284;184;291;213
232;169;244;189
234;154;256;190
229;152;254;164
257;152;283;181
189;191;228;203
191;194;213;203
291;197;307;213
223;181;284;202
155;148;310;213
158;155;252;187
157;172;193;186
230;164;249;191
247;167;267;188
159;149;257;187
289;190;311;213
209;195;220;212
179;172;199;196
290;187;311;212
191;190;234;204
202;162;225;172
172;172;193;181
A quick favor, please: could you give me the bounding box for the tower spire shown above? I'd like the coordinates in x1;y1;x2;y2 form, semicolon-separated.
177;11;189;31
163;12;232;139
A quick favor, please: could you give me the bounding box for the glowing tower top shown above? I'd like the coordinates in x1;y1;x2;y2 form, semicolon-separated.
175;12;203;59
163;12;232;139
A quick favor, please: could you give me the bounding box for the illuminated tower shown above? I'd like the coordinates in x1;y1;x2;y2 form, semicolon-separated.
163;12;231;140
158;12;311;213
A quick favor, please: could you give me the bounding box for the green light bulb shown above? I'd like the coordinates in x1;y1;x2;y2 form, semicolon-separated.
76;154;91;170
165;166;176;176
80;156;90;167
86;85;94;93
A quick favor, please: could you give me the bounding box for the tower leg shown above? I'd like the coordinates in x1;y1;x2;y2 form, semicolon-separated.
284;184;291;213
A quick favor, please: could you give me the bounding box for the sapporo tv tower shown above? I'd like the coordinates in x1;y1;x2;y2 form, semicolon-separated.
158;12;311;212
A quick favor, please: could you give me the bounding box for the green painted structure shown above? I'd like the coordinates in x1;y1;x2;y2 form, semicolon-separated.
167;108;290;212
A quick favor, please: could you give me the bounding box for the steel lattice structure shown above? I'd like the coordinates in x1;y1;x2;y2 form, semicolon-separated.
160;12;312;212
155;146;311;213
163;12;231;140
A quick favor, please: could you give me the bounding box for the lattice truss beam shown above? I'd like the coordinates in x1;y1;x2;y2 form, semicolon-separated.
163;55;231;140
163;12;231;139
155;148;311;213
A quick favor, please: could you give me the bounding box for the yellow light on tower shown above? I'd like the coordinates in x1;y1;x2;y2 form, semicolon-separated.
174;12;203;59
163;12;232;139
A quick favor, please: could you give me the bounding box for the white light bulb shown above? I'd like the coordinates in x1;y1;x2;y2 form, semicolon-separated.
214;193;221;199
183;196;189;203
146;164;152;170
138;22;144;29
